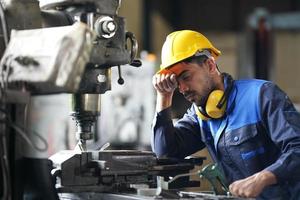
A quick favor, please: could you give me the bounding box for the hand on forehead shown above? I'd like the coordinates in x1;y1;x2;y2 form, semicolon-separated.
158;62;189;77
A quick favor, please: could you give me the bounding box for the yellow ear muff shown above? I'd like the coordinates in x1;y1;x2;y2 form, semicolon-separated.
195;105;210;121
195;74;234;120
205;90;227;119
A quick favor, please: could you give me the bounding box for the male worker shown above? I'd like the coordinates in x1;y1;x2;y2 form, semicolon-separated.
151;30;300;199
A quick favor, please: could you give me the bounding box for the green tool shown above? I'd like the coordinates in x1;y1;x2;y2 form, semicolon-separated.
199;163;230;195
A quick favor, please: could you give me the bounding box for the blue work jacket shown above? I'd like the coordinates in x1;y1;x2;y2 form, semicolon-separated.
152;79;300;200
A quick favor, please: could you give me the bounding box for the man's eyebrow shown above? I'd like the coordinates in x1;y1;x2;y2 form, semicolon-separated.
177;70;189;79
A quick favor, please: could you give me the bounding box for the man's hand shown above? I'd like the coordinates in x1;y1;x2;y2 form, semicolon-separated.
152;73;178;95
152;73;178;112
229;170;277;198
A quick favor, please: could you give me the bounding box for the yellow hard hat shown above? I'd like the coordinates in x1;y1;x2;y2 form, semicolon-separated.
158;30;221;74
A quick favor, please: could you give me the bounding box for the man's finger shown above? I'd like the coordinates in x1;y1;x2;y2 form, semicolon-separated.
170;74;177;84
152;75;164;92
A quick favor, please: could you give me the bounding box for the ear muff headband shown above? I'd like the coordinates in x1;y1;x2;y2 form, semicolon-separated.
196;73;234;120
217;74;234;109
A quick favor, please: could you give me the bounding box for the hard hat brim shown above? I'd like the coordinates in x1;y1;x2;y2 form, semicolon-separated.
156;64;183;76
156;67;171;75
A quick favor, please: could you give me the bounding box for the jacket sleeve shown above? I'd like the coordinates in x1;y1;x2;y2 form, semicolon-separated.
151;106;205;159
260;82;300;182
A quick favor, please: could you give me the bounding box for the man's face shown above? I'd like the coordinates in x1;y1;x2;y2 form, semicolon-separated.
168;60;216;107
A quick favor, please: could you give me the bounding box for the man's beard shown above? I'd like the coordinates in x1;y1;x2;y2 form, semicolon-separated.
185;85;216;107
183;90;209;107
196;91;210;107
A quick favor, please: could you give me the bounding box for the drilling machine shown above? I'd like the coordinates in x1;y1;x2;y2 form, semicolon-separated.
0;0;207;199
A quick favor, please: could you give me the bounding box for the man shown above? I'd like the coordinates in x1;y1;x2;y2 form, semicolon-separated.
151;30;300;199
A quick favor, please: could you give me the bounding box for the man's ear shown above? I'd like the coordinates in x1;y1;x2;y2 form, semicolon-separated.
206;57;217;73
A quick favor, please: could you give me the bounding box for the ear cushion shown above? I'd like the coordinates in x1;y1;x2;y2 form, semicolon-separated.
194;90;227;120
195;105;210;120
205;90;227;119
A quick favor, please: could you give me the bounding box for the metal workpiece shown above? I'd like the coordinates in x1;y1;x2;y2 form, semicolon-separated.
58;192;254;200
50;150;158;191
50;150;205;193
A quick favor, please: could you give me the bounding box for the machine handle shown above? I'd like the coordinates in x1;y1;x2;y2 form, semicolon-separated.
125;31;138;63
130;59;142;67
117;65;124;85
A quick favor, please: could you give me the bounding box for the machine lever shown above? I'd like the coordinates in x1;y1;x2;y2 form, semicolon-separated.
117;65;124;85
130;59;142;67
99;142;110;151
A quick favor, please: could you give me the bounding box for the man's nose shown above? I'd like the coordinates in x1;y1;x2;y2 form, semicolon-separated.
178;82;189;93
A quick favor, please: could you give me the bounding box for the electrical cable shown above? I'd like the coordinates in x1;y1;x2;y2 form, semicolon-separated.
0;6;14;196
0;126;11;200
0;56;46;200
0;56;47;152
0;37;11;200
0;78;11;200
0;108;48;152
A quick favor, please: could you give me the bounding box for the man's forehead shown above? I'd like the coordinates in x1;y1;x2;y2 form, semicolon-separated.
162;63;189;76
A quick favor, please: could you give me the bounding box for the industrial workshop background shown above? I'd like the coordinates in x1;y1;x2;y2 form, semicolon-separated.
1;0;300;199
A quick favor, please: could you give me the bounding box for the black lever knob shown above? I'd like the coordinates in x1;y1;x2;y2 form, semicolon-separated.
117;65;124;85
130;59;142;67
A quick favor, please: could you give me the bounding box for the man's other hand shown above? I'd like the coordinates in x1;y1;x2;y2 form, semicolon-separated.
229;170;277;198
